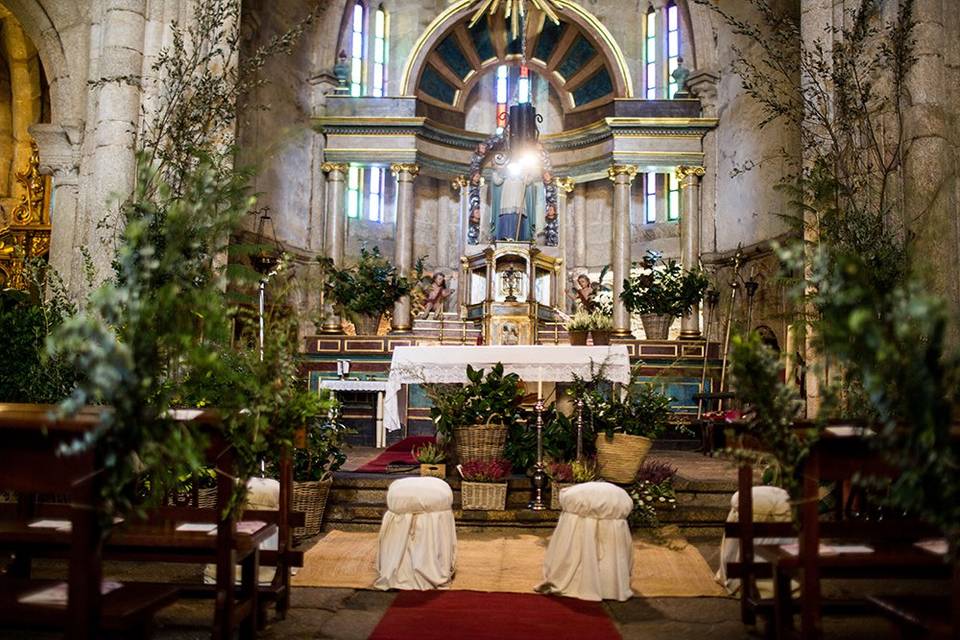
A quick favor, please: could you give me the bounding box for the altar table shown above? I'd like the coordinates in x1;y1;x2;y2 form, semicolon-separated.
383;345;631;434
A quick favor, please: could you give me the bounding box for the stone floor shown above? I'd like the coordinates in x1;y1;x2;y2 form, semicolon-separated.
5;536;938;639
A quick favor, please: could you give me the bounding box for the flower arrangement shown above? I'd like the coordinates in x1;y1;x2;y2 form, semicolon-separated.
572;458;599;482
459;458;511;482
630;460;678;528
425;363;524;440
620;251;709;318
545;461;574;482
413;442;446;464
321;246;413;322
589;310;613;332
564;310;593;332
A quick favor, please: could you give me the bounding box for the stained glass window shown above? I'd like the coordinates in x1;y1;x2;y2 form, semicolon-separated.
645;8;657;100
350;2;365;97
372;6;387;97
667;2;680;98
644;172;657;223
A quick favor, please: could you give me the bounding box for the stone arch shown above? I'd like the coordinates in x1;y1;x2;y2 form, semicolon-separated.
400;0;633;114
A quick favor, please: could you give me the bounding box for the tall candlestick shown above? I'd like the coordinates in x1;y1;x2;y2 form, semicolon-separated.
537;367;543;400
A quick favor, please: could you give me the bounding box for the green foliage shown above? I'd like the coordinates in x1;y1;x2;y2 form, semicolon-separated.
413;442;446;464
629;477;677;529
728;331;813;497
570;366;674;439
571;458;598;482
425;363;525;439
0;271;79;403
286;390;347;482
323;246;413;320
621;252;709;318
504;404;594;472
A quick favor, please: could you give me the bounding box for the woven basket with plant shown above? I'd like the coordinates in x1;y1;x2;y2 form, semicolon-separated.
425;364;524;463
458;458;510;510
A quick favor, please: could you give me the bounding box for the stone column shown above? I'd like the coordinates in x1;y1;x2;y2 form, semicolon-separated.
320;162;348;334
391;163;419;332
85;0;147;283
452;175;469;310
608;165;637;337
556;176;574;283
677;165;705;339
573;183;587;269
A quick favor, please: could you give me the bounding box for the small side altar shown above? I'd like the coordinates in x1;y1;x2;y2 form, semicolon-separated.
383;345;630;432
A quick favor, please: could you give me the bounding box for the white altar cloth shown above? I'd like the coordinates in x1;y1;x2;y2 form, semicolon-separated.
383;345;631;432
320;379;389;448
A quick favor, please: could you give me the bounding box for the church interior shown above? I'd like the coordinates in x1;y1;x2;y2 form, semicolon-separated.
0;0;958;638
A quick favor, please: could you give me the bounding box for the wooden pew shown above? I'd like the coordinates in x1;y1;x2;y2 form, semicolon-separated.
756;430;952;639
0;403;178;639
0;404;293;639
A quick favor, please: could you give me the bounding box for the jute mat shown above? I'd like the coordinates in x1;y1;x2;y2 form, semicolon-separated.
293;528;725;597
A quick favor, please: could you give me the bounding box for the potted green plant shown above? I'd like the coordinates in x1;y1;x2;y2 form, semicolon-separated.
414;442;447;478
589;310;613;345
621;251;709;340
324;246;413;335
458;458;511;510
425;364;524;463
594;381;673;483
564;310;592;345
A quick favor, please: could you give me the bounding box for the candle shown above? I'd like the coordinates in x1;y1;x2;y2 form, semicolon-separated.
537;367;543;400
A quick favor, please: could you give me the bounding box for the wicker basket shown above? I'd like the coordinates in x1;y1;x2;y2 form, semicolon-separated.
550;481;574;510
460;480;508;510
353;313;383;336
590;330;611;346
640;314;672;340
420;463;446;479
292;476;333;540
568;330;588;346
454;419;508;462
595;433;653;484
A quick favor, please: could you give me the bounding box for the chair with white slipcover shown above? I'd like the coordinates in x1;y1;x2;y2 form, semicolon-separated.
537;481;634;601
375;476;457;590
716;485;794;595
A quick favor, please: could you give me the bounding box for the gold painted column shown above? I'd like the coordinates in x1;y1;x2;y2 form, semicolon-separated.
608;165;638;337
391;163;419;332
677;165;706;339
321;162;349;334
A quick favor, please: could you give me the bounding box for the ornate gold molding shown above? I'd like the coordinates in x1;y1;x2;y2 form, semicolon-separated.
320;162;349;174
555;176;575;193
607;164;638;183
675;165;706;187
451;175;469;191
12;141;46;225
390;163;420;179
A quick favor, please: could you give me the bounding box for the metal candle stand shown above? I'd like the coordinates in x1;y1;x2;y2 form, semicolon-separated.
528;399;547;510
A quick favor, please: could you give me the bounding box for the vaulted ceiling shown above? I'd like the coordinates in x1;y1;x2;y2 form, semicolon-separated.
414;8;621;116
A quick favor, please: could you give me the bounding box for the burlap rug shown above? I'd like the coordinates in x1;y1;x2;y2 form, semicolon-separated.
293;528;726;597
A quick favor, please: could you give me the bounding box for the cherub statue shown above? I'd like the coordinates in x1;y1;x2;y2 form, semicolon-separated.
420;271;454;319
566;273;597;312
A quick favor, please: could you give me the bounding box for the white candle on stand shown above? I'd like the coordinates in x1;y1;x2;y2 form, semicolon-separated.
537;367;543;400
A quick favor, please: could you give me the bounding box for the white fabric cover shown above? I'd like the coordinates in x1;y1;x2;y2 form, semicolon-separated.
537;482;634;601
375;477;457;590
716;486;794;595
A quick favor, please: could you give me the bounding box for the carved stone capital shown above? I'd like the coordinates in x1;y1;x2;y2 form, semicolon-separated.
607;164;638;183
390;163;420;180
555;176;575;193
29;122;82;184
676;165;706;187
320;162;349;176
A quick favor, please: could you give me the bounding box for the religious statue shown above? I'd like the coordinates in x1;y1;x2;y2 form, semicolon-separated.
419;271;454;319
566;273;597;312
671;57;691;98
490;155;535;242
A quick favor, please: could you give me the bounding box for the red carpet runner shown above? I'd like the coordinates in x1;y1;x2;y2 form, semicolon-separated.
369;591;622;640
354;436;436;473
